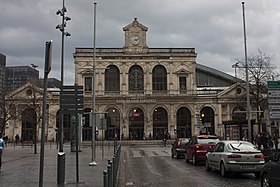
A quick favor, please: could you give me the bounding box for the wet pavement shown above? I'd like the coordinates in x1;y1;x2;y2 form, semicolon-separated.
0;142;115;187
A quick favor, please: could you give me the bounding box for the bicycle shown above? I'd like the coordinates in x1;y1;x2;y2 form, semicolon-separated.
160;139;171;147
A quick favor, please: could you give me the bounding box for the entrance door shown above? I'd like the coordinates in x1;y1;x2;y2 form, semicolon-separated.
22;108;36;142
153;107;168;140
129;108;144;140
176;107;192;138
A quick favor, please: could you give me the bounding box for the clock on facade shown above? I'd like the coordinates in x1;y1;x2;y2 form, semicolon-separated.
130;35;140;45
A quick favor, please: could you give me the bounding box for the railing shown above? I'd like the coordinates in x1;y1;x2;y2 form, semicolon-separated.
103;145;121;187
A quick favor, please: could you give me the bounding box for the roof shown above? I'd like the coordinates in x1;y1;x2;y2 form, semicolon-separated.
196;63;242;83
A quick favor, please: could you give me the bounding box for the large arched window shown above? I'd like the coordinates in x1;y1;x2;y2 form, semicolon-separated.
105;65;120;94
22;107;36;141
153;107;168;140
106;108;120;140
128;65;144;93
152;65;167;93
200;107;215;135
176;107;192;138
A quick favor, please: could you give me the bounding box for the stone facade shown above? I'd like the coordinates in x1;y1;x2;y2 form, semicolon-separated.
73;18;245;140
5;19;267;143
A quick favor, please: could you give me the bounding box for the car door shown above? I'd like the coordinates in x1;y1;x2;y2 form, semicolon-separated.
211;142;224;170
187;137;196;160
207;143;218;168
269;158;280;186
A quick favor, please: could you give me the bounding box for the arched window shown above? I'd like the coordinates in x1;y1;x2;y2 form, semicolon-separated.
105;65;120;94
176;107;192;138
152;65;167;93
129;65;144;93
153;107;168;140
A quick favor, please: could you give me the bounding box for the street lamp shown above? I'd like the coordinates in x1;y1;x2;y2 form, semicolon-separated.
242;2;252;142
89;2;97;166
56;0;71;184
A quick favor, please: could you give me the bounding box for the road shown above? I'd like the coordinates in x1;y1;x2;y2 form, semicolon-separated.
118;145;260;187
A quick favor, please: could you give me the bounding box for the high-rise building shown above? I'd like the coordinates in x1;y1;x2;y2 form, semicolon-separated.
0;53;6;134
5;66;39;93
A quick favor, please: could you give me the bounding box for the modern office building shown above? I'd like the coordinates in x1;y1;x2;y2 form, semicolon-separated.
5;66;39;93
0;53;6;134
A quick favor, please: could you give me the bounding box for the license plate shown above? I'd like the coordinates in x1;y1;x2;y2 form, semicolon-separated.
241;166;256;170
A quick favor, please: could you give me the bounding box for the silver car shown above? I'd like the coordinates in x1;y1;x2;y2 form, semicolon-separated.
205;140;265;178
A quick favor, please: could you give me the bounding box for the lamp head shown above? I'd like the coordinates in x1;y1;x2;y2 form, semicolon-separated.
56;10;62;15
65;32;71;37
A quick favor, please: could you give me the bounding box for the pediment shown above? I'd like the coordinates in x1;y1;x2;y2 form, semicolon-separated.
175;68;191;75
123;18;148;32
217;82;246;98
5;82;50;100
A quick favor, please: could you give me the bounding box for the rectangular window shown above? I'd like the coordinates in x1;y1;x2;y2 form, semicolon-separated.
84;77;92;92
179;77;187;93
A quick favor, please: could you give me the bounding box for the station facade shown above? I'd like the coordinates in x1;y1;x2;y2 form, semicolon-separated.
5;18;263;142
73;18;247;141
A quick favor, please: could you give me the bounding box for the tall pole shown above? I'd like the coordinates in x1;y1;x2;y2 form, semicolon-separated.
59;0;65;154
242;2;252;142
56;0;71;184
39;41;52;187
89;2;97;166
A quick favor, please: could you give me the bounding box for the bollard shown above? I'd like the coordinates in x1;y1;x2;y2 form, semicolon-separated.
112;156;116;187
107;165;112;187
103;170;108;187
57;152;65;184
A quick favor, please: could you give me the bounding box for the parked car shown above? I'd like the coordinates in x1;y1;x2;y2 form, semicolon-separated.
205;140;265;178
261;153;280;187
186;135;219;165
171;138;189;159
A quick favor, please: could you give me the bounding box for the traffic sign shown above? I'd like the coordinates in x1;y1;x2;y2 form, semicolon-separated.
268;81;280;119
268;81;280;88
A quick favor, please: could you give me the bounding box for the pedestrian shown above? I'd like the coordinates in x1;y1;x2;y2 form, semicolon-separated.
273;133;279;151
3;135;8;147
15;134;20;145
256;133;261;149
0;134;5;170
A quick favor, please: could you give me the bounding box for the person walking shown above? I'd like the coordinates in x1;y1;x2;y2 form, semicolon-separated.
0;134;5;170
15;134;20;145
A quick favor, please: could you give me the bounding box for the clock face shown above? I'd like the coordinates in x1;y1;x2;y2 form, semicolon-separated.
130;35;140;45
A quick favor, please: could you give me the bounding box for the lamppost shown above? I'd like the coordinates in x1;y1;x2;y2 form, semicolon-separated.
242;2;252;142
89;2;97;166
56;0;71;184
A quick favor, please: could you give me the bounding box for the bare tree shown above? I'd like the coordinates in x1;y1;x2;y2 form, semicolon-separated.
236;49;280;133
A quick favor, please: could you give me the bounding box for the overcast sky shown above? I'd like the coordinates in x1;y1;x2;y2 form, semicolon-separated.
1;0;279;85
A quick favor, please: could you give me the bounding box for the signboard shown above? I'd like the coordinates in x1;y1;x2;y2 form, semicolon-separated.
268;81;280;119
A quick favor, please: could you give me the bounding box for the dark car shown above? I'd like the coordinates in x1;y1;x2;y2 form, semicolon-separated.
261;153;280;187
186;135;219;165
171;138;189;159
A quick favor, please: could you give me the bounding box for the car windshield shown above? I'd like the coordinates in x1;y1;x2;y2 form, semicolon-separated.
197;138;219;145
179;139;189;145
227;142;259;152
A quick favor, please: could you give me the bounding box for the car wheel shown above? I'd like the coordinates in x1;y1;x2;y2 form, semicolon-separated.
220;162;227;177
175;152;178;159
261;174;271;187
205;159;211;171
192;155;196;165
185;155;189;163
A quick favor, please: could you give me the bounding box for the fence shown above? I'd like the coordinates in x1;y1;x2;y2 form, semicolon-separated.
103;145;121;187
